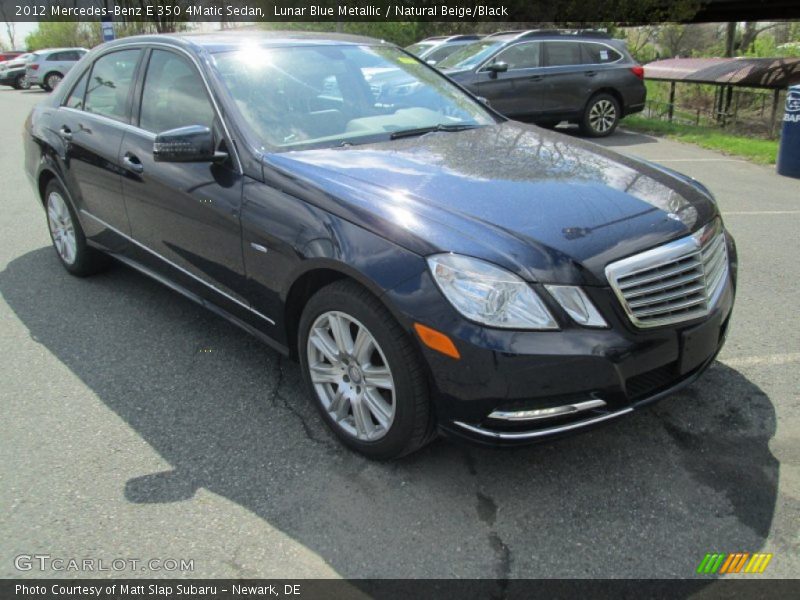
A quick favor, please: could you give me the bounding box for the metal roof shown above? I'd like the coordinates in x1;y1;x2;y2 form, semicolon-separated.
644;57;800;89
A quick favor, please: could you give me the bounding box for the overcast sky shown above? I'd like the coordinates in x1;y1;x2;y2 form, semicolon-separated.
2;22;39;49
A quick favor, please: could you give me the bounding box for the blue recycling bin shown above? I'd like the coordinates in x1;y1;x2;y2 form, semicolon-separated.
777;85;800;178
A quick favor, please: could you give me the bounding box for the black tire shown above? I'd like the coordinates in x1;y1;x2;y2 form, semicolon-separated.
17;74;31;90
44;180;110;277
42;71;62;92
298;279;435;460
579;93;621;138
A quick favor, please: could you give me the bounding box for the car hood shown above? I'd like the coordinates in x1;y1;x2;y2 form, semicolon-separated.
262;121;718;285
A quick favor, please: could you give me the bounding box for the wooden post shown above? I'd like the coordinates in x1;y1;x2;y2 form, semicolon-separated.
770;88;780;138
668;81;676;123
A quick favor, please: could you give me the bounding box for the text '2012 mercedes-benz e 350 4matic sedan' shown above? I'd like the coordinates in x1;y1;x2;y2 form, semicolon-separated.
24;32;737;459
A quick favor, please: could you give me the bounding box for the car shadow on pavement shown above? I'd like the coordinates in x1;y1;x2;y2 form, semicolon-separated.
1;247;780;580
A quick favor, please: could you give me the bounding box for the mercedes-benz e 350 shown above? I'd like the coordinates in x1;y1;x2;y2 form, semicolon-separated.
24;33;736;459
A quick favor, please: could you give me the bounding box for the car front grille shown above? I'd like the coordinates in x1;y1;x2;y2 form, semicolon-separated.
605;220;729;328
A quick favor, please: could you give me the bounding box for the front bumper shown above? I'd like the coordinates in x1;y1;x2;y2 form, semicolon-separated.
383;234;737;446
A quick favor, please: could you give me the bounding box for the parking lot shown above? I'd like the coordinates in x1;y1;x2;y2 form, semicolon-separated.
1;87;798;581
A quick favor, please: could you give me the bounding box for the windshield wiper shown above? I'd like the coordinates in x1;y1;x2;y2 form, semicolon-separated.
389;123;480;140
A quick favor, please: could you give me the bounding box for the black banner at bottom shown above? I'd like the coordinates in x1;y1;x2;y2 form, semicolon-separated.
3;579;799;600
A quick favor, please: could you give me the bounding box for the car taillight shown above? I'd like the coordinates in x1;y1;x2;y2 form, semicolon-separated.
29;64;39;70
630;65;644;80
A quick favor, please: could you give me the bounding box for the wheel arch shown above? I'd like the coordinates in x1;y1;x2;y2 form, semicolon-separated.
282;261;405;360
587;87;623;111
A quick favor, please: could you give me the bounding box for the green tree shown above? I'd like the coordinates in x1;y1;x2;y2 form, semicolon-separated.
25;22;101;51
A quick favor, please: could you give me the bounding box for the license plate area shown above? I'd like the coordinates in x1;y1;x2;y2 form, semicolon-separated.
679;317;721;375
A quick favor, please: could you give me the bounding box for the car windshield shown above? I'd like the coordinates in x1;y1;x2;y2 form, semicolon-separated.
437;40;505;70
213;44;495;151
405;42;436;57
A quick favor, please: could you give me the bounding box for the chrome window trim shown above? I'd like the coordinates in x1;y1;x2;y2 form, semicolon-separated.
477;39;623;73
58;41;243;174
605;220;729;329
80;210;275;325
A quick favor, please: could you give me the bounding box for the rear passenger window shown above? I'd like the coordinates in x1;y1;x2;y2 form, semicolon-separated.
64;69;89;110
139;50;215;133
544;42;583;67
492;42;541;70
84;49;141;122
61;51;81;61
581;43;622;64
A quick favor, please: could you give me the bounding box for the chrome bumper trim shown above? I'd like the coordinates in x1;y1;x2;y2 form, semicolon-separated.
488;398;607;422
453;407;633;440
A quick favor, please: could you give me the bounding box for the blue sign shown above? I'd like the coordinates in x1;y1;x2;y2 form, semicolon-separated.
101;17;115;42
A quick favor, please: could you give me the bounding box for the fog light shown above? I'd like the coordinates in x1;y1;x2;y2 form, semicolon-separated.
545;285;607;328
489;399;606;421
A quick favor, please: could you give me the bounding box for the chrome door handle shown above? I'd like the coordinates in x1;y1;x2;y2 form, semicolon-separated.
59;126;72;141
122;153;144;174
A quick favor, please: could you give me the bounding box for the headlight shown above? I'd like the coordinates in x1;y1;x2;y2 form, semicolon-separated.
427;254;558;330
544;285;607;328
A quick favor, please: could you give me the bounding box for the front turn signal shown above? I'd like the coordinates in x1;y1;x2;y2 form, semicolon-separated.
414;323;460;359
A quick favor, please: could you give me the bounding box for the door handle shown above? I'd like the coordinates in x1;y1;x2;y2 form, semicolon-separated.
584;70;598;77
58;126;72;141
529;75;544;82
122;152;144;174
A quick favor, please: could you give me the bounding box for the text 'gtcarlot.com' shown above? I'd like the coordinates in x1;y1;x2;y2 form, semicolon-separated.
13;554;194;572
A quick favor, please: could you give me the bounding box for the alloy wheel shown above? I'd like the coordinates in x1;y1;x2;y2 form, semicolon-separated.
588;99;617;134
306;311;396;441
46;73;62;90
47;191;77;265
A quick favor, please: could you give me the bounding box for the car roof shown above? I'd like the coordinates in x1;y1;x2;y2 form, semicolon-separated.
100;30;389;54
34;47;87;55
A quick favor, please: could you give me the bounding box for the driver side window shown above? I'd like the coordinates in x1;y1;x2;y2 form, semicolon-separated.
139;50;215;133
489;42;541;71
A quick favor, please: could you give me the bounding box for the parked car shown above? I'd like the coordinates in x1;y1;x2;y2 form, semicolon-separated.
405;34;484;66
0;53;37;89
0;51;24;63
24;32;736;459
25;48;88;91
438;30;646;136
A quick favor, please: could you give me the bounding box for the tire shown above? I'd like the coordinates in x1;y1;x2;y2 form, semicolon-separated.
580;93;621;138
17;74;31;90
44;180;110;277
42;71;63;92
298;280;435;460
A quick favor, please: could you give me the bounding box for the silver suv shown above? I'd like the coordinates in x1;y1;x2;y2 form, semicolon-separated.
26;48;88;92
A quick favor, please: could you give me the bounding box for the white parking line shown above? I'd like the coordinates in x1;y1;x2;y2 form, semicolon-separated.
720;353;800;368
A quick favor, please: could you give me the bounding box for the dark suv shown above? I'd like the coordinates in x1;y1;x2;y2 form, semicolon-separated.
438;30;646;137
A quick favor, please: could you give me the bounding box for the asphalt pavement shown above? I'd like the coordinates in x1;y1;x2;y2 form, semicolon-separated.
1;89;798;583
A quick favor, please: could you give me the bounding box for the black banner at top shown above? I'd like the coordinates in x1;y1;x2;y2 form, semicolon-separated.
2;0;800;24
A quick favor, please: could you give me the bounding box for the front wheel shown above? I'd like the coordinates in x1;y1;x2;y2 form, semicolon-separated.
298;280;435;459
17;74;31;90
580;93;620;137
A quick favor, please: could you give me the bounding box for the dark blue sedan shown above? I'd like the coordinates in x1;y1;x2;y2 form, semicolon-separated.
24;32;737;459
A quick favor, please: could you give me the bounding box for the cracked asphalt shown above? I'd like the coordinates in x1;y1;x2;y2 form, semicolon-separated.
1;89;798;583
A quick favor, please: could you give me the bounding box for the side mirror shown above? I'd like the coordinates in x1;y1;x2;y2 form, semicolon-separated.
153;125;226;163
486;61;509;78
476;96;490;107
